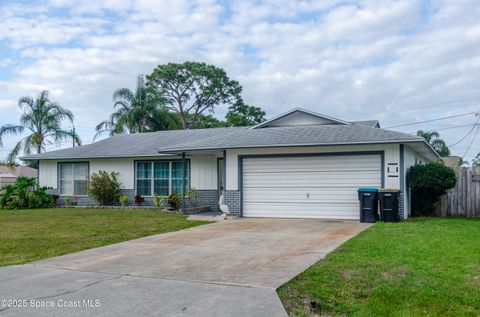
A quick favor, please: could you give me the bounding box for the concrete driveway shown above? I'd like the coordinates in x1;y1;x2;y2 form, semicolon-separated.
0;218;370;316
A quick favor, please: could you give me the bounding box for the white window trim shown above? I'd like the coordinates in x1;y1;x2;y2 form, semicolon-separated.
135;160;190;197
58;162;89;197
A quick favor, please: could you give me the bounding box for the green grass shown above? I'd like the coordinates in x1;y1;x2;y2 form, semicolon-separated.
278;218;480;317
0;208;211;266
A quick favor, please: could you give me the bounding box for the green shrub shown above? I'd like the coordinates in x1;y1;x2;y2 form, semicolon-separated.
187;187;199;207
160;196;168;209
168;192;182;211
89;171;121;206
64;197;71;207
119;195;129;207
0;177;53;209
134;194;145;206
153;194;162;208
408;162;456;216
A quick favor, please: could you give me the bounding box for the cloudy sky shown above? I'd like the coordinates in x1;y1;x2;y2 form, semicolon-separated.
1;0;480;161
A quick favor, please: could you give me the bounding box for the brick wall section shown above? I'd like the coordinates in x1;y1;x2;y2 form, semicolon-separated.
224;190;241;217
399;191;404;220
187;190;219;212
56;189;219;211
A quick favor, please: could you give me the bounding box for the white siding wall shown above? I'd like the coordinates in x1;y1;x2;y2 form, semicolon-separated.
266;112;340;127
403;147;417;218
403;145;435;218
90;158;135;189
38;155;218;191
190;156;218;190
39;160;57;188
226;144;401;191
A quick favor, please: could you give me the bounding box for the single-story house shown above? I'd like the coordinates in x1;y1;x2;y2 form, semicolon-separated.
21;108;437;220
0;165;38;189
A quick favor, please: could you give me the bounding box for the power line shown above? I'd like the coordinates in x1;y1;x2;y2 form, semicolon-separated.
384;111;479;129
355;95;480;119
434;123;480;132
448;117;480;147
462;124;480;158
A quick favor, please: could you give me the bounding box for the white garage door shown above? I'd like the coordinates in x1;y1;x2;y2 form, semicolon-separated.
242;154;382;219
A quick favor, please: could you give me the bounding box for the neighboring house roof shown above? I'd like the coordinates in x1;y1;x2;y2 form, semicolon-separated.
0;173;16;178
251;108;350;128
0;166;37;177
350;120;380;128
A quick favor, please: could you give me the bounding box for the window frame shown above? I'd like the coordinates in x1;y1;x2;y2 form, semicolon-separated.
57;161;90;197
134;159;191;197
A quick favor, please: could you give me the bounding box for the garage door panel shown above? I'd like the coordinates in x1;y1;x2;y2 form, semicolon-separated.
243;165;382;173
243;155;378;165
244;203;359;212
243;204;359;219
242;154;382;219
243;171;380;180
244;188;360;199
243;180;380;188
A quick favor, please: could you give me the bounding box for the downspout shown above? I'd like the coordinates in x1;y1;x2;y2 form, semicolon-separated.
181;152;186;213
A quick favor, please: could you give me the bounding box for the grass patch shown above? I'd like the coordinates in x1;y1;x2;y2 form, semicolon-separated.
0;208;211;266
278;218;480;316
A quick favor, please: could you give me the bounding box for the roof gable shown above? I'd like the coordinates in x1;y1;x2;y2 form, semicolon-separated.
252;108;349;129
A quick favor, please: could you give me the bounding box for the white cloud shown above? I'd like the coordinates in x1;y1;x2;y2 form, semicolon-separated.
0;0;480;160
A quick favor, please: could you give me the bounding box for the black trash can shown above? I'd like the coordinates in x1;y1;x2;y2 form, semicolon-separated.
357;188;379;223
378;189;400;222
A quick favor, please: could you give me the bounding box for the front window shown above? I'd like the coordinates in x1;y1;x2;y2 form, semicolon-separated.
136;161;189;196
59;162;89;196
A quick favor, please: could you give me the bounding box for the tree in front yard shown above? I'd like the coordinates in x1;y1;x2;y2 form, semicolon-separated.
0;90;80;162
147;61;242;129
407;162;456;216
89;171;121;206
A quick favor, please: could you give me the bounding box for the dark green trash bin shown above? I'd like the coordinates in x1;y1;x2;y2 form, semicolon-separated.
378;189;400;222
357;188;379;223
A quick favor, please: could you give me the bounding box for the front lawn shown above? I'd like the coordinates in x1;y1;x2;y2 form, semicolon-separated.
278;218;480;316
0;208;210;266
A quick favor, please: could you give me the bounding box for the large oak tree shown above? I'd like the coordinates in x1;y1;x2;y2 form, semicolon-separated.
147;61;242;129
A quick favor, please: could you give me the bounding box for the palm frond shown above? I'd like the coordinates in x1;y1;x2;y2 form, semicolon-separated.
7;138;26;162
18;96;35;110
0;124;24;146
113;88;135;103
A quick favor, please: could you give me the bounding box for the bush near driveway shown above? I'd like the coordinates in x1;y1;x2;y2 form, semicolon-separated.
278;218;480;317
0;208;211;266
408;162;456;216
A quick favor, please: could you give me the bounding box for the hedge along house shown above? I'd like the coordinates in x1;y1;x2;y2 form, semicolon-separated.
21;108;438;220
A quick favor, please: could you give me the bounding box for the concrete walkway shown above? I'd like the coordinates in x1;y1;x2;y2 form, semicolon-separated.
0;218;370;316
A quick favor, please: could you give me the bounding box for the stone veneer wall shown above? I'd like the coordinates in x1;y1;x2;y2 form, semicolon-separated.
186;190;219;212
223;190;241;217
398;191;404;220
56;189;219;211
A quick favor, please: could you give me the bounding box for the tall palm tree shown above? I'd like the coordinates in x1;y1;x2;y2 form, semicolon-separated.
95;75;167;138
417;130;451;157
146;108;181;132
0;90;80;162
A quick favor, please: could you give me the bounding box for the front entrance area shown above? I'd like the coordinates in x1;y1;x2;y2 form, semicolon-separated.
241;153;383;219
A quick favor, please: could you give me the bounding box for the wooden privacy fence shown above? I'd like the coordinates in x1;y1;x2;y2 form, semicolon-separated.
436;167;480;217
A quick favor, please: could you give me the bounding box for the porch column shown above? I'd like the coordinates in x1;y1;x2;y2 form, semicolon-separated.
181;152;186;213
